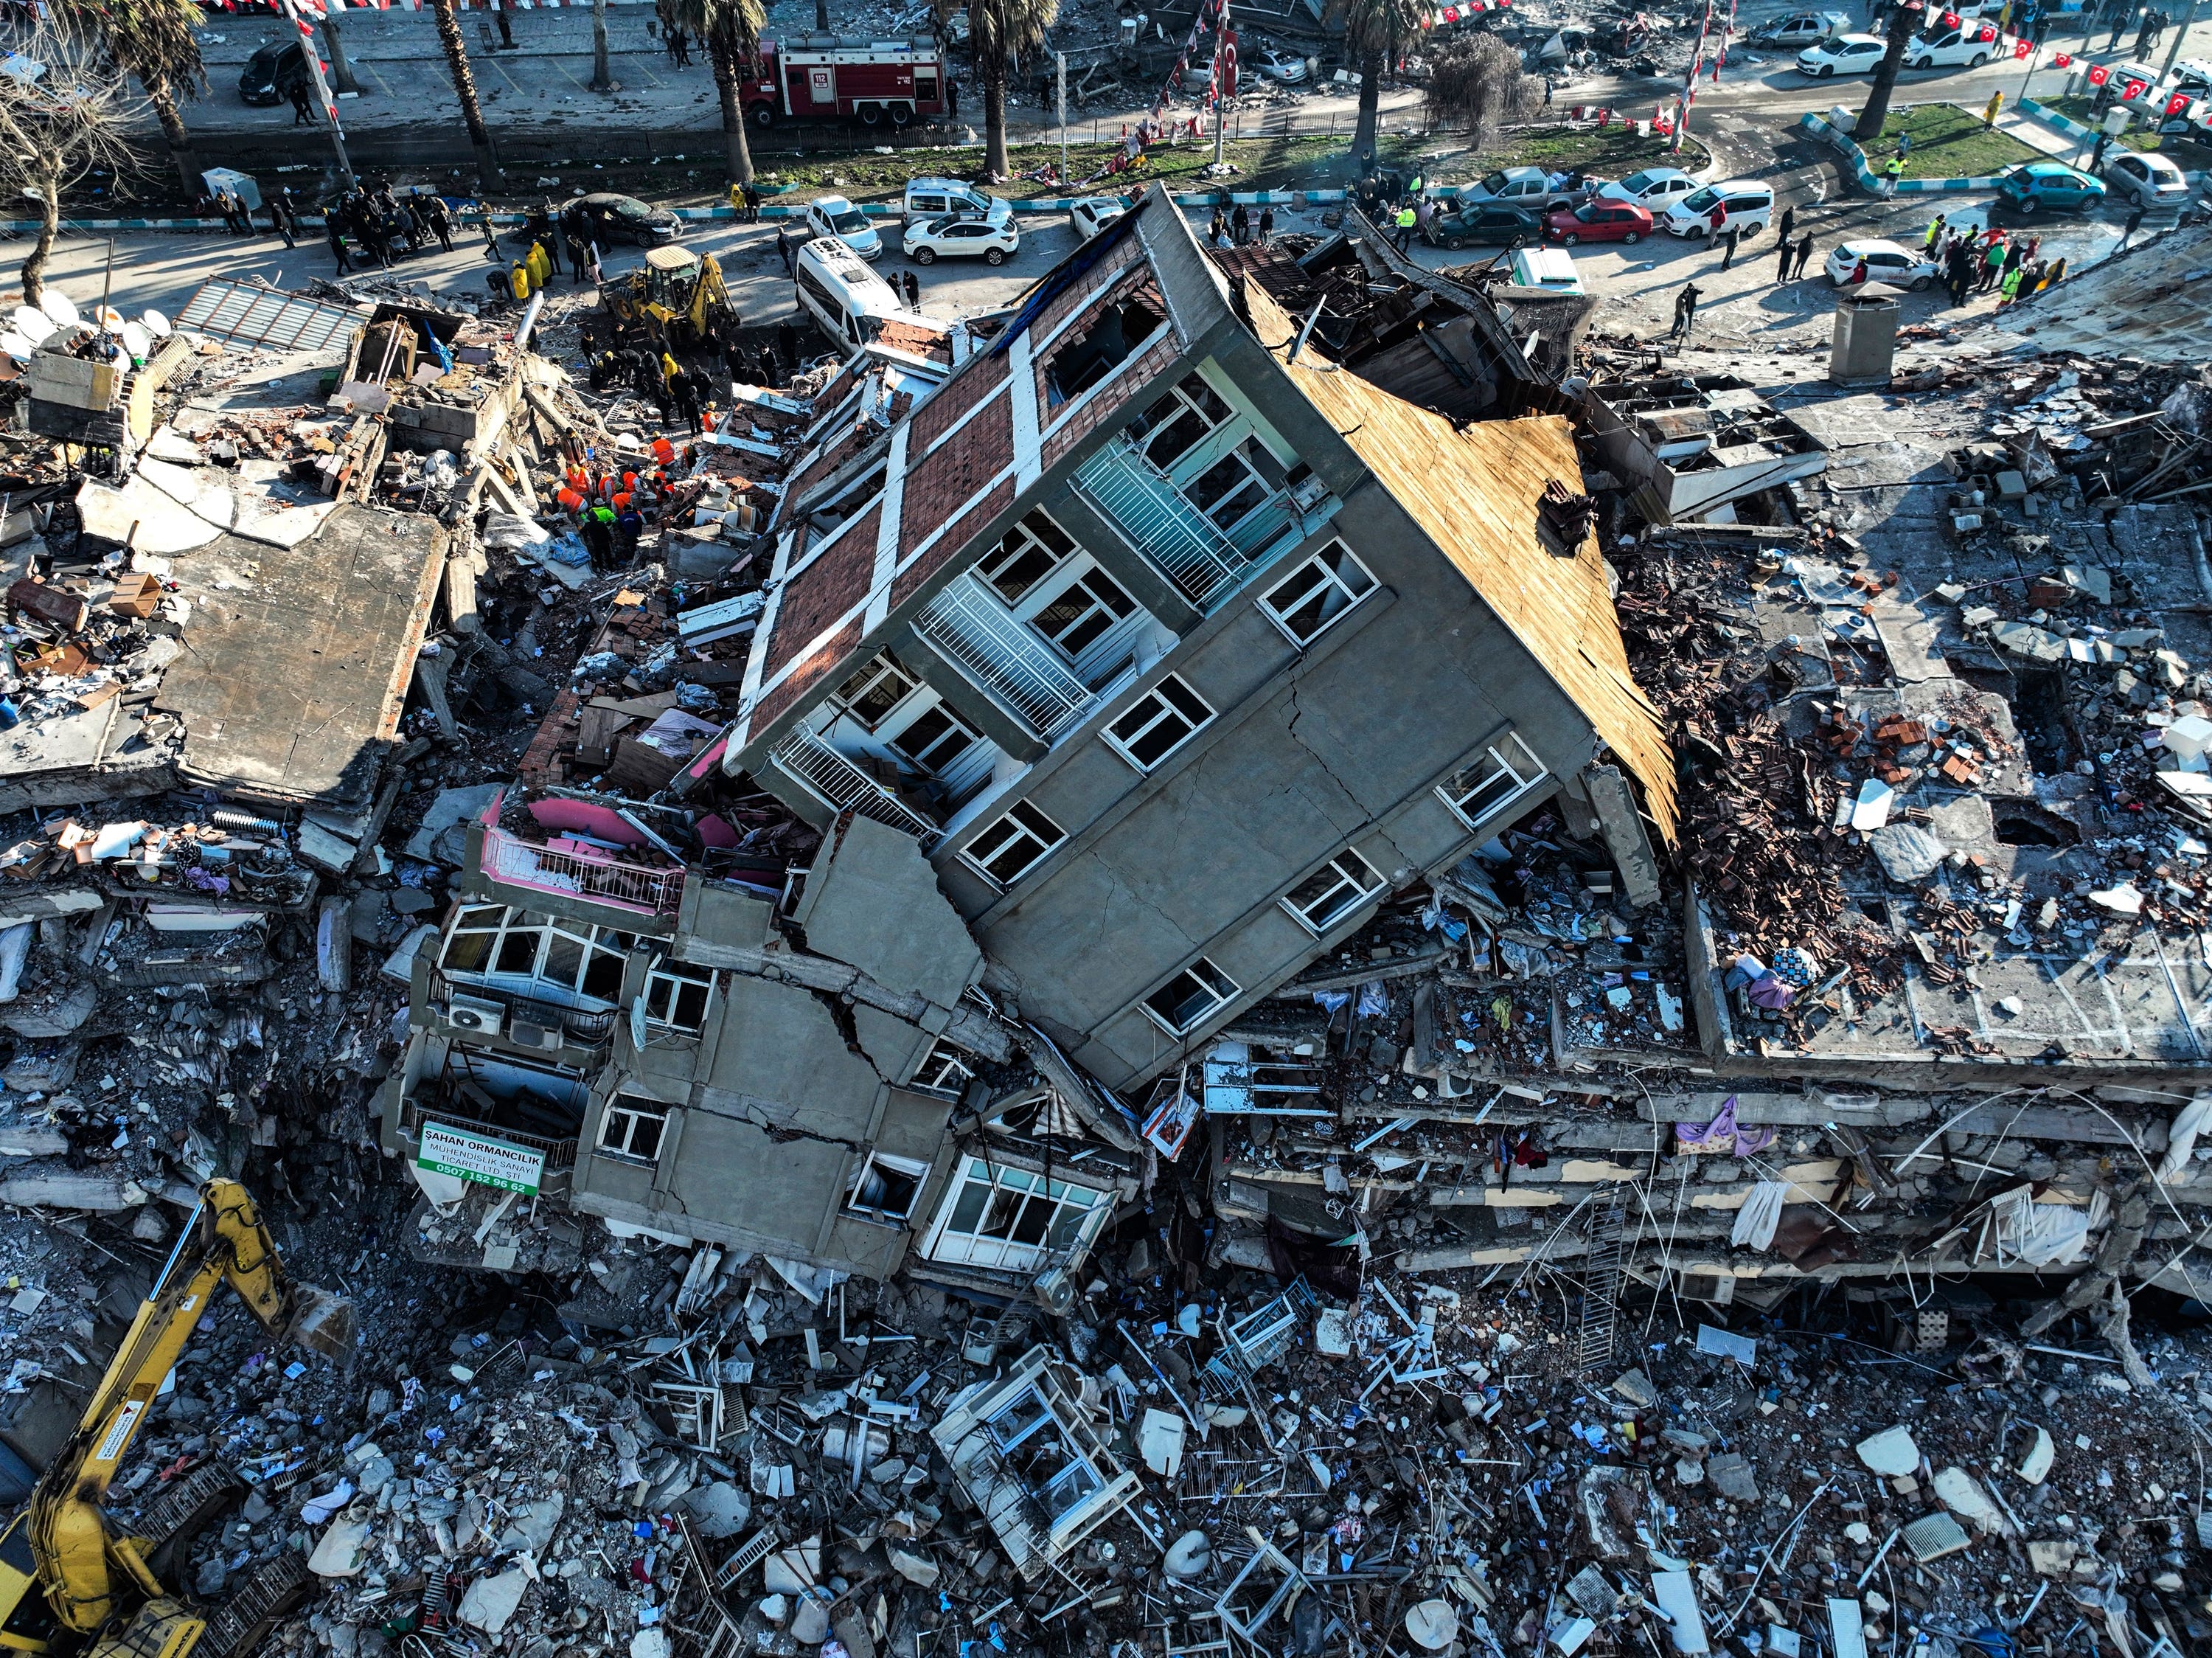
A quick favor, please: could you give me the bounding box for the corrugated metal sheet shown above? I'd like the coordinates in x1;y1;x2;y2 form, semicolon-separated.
1241;279;1680;845
175;278;362;354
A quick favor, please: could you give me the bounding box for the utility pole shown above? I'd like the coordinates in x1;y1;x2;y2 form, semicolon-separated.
280;0;355;189
1057;51;1068;184
2162;0;2198;74
1674;0;1714;151
1212;4;1232;173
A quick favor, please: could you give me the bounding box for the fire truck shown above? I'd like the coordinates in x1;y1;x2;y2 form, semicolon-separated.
741;34;950;128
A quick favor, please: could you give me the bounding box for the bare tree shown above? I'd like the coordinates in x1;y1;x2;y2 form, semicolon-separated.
321;11;362;95
58;0;205;200
1425;34;1536;152
0;17;140;307
591;0;613;91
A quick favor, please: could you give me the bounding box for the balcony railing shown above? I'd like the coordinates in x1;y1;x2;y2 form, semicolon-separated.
481;824;685;918
1075;436;1257;609
914;574;1095;738
771;729;942;847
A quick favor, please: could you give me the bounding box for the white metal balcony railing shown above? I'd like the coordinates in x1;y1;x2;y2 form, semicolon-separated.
772;729;942;847
1074;436;1262;609
914;574;1095;738
481;825;685;917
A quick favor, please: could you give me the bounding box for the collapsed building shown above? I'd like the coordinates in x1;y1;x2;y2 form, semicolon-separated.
5;199;2212;1658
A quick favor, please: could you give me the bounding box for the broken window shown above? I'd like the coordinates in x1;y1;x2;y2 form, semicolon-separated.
960;799;1067;887
1044;285;1166;408
1435;732;1548;832
832;656;921;729
1187;439;1287;536
441;906;634;1005
642;960;714;1033
1031;564;1135;659
1144;957;1239;1035
1259;541;1376;645
1281;847;1386;934
978;509;1081;606
1130;372;1234;471
909;1036;976;1096
921;1156;1113;1272
598;1095;668;1162
846;1149;930;1223
1104;674;1214;771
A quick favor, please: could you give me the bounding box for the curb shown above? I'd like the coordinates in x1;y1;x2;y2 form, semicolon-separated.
1798;110;2003;198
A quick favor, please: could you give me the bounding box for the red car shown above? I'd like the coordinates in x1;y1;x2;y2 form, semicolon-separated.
1543;200;1654;246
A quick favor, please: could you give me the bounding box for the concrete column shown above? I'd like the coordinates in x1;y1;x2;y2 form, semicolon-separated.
1582;763;1663;910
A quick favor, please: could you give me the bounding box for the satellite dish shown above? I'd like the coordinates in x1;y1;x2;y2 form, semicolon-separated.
1405;1603;1459;1653
95;305;124;332
13;305;52;344
0;331;31;363
120;320;150;360
142;308;171;338
39;290;78;327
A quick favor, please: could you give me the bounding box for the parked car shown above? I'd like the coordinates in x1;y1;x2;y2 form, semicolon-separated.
2084;57;2171;104
1424;203;1543;249
2104;150;2191;208
1906;24;2002;69
1994;160;2107;213
1823;238;1938;288
1660;179;1775;238
1595;166;1700;213
902;213;1018;266
1796;34;1888;75
559;192;680;248
1460;164;1585;212
1748;10;1851;48
901;177;1011;228
1251;47;1310;83
1068;196;1127;243
1544;199;1654;244
237;39;311;106
805;195;884;259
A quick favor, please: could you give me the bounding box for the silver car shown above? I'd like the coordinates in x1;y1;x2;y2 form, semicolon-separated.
2104;150;2191;209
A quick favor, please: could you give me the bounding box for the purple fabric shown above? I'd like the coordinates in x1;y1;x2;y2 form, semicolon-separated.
1675;1095;1778;1156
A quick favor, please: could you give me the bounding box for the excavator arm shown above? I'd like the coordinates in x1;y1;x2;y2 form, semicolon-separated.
4;1180;352;1653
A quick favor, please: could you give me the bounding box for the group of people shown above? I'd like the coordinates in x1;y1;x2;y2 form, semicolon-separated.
553;451;680;573
1920;215;2067;307
209;188;308;250
325;184;459;274
1206;202;1276;248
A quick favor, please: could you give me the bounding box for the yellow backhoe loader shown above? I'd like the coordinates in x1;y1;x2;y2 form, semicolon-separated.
0;1180;354;1658
598;246;737;352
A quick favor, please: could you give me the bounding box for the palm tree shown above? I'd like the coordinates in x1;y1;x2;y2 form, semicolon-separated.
431;0;501;188
936;0;1057;180
1854;0;1924;156
1326;0;1430;171
63;0;206;199
670;0;765;185
591;0;613;92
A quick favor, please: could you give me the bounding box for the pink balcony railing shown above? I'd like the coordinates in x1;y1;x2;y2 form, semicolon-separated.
481;825;685;917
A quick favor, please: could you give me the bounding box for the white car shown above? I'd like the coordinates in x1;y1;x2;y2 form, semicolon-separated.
1660;179;1775;238
804;195;883;260
1797;33;1888;75
1068;195;1127;243
1749;10;1852;48
2105;149;2192;207
1823;238;1937;289
903;212;1018;266
1596;165;1700;212
1252;47;1310;83
1907;25;1997;69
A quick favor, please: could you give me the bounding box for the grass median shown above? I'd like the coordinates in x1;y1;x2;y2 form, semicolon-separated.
1857;103;2042;178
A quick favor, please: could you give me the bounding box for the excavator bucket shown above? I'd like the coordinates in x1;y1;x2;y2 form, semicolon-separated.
280;1286;355;1361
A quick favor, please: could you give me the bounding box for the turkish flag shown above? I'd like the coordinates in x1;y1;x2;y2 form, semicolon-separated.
2053;52;2071;66
2087;62;2110;83
2169;91;2193;114
1942;10;1958;24
2124;77;2148;99
1978;23;1997;39
2014;39;2031;58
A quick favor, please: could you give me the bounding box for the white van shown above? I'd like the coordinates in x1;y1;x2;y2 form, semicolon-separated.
901;176;1012;228
1661;178;1775;238
794;237;908;351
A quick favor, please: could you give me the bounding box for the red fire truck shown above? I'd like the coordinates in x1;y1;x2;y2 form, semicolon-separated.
741;34;950;128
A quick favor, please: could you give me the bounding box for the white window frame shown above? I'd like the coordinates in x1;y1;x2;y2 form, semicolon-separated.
1102;674;1214;773
882;696;981;777
597;1095;669;1163
1281;847;1387;935
909;1036;975;1097
1141;957;1240;1036
959;799;1068;888
832;654;923;731
1436;732;1549;831
978;507;1082;607
846;1148;931;1224
1136;372;1235;473
919;1155;1115;1273
440;905;633;1006
642;960;715;1034
1258;541;1377;647
1023;559;1137;662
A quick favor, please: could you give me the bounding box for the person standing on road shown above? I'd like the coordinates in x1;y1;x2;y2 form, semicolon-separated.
480;207;501;262
1923;211;1945;251
1720;223;1740;269
947;78;959;119
270;197;295;249
1672;282;1701;341
2121;203;2146;246
1979;234;2008;291
1775;229;1795;280
1259;204;1274;244
776;222;796;274
289;82;314;126
1982;90;2005;128
428;196;453;252
1394;202;1416;252
1794;233;1816;280
1777;204;1795;245
1208;207;1225;246
327;217;352;275
1231;202;1251;244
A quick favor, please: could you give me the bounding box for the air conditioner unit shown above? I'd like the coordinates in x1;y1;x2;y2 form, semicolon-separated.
508;1019;563;1051
445;994;504;1038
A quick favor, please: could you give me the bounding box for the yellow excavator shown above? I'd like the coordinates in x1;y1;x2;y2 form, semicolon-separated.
0;1180;355;1658
599;246;738;352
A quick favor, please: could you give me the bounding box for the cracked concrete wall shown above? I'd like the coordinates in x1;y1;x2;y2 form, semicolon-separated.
956;471;1604;1092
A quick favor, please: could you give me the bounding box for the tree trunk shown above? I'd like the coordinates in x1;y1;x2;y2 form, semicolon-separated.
1351;49;1382;168
712;49;755;183
815;0;830;32
321;14;361;97
144;74;201;201
433;0;502;187
1853;0;1920;153
591;0;612;91
982;60;1009;179
21;183;58;309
